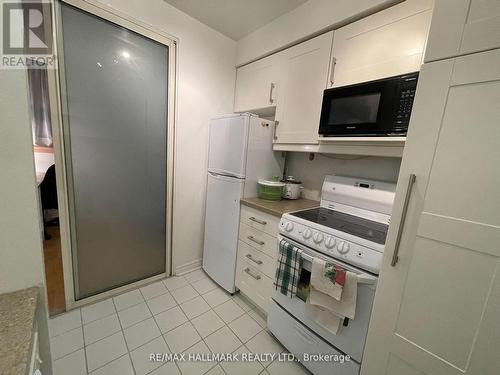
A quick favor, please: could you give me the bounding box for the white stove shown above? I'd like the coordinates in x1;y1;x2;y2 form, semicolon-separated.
280;175;396;274
269;175;397;375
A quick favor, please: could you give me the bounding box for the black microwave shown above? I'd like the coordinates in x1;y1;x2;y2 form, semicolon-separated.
318;72;419;137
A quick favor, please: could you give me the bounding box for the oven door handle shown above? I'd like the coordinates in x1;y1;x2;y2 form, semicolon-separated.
287;241;378;285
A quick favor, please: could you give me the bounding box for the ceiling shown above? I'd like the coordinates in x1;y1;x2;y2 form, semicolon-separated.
163;0;308;40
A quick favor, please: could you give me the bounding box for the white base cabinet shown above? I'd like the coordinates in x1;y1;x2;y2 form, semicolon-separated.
361;48;500;375
236;205;279;312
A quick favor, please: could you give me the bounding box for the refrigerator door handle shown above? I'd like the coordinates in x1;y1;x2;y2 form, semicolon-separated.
208;171;244;182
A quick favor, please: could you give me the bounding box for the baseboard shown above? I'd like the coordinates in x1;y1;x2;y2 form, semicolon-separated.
174;258;202;276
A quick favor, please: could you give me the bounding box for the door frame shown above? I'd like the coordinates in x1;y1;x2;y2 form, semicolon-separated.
47;0;177;310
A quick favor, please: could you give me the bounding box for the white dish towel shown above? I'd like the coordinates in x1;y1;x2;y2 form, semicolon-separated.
310;257;345;301
305;258;358;335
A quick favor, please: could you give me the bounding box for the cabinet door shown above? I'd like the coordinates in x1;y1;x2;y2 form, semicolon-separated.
234;53;281;112
425;0;500;62
331;0;433;88
274;31;334;144
361;49;500;375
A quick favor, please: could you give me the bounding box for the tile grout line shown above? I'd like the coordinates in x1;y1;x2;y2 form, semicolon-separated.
78;308;90;374
111;294;137;375
50;325;85;363
52;271;280;375
89;353;132;375
65;314;122;356
81;297;133;374
140;286;184;375
225;313;264;347
173;273;242;375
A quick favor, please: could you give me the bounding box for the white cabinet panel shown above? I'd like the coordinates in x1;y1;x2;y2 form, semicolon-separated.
240;205;280;237
422;77;500;226
395;237;496;369
239;222;278;259
235;258;273;312
425;0;500;62
234;52;282;113
274;31;334;144
361;49;500;375
331;0;433;88
237;240;276;279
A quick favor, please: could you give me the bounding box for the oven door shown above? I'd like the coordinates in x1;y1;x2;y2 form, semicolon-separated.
269;236;377;364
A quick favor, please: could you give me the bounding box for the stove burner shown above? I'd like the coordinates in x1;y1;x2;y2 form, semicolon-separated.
290;207;389;245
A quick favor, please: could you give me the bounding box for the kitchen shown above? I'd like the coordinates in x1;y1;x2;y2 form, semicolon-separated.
1;0;499;375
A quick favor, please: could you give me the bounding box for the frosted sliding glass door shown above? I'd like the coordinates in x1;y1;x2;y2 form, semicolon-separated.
59;4;168;299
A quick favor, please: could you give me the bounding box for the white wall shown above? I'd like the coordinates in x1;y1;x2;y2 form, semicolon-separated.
98;0;237;274
0;67;52;374
0;72;46;296
236;0;401;65
287;153;402;200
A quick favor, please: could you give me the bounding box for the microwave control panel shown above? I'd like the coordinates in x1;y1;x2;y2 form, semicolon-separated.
396;88;416;123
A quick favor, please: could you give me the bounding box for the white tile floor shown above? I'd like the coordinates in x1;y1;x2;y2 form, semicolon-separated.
49;269;310;375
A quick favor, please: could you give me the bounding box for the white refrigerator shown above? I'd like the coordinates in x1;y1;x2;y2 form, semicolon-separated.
202;113;282;293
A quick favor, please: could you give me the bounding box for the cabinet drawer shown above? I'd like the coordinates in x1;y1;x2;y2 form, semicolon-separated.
235;258;274;312
238;222;278;259
240;205;280;237
237;240;277;279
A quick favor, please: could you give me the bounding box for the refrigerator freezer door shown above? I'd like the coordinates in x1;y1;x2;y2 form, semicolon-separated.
203;172;244;293
208;115;249;178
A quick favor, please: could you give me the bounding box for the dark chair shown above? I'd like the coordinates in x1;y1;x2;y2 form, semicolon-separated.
40;164;58;240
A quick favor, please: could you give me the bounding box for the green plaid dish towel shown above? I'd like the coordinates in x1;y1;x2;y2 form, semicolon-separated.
274;239;302;297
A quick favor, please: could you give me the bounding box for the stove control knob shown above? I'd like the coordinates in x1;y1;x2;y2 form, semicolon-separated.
337;241;350;254
313;232;324;244
302;228;312;239
324;236;336;249
284;221;294;232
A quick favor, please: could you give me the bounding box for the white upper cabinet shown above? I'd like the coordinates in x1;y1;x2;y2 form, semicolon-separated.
425;0;500;62
331;0;433;88
362;48;500;375
274;31;334;145
234;52;282;113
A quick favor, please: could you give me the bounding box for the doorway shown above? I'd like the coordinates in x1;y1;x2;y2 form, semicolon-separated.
29;62;66;315
58;2;171;301
30;0;176;313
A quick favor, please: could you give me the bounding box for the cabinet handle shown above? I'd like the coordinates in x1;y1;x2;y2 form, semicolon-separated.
246;253;263;264
391;174;416;267
269;83;275;104
273;121;279;141
247;236;265;246
244;268;261;280
249;217;267;225
329;57;337;87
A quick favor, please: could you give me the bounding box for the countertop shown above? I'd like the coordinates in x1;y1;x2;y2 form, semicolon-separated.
0;287;38;375
241;197;319;217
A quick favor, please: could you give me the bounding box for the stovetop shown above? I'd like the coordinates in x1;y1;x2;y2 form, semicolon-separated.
290;207;389;245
